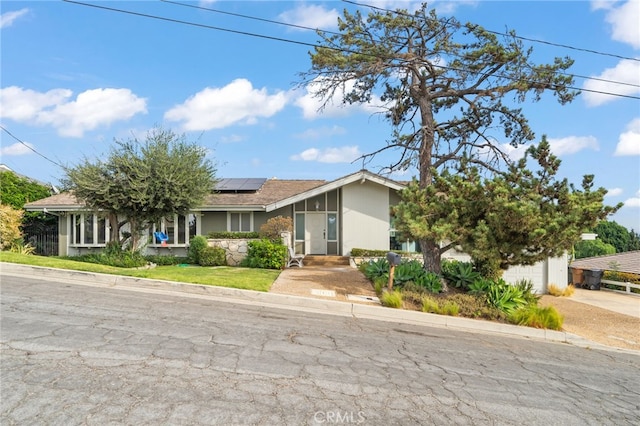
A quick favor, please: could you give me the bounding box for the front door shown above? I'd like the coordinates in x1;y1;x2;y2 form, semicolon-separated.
307;213;326;254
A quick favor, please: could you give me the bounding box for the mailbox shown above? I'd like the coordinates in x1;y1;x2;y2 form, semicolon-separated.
386;252;402;266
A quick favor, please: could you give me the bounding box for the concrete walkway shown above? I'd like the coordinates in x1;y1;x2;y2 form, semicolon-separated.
1;262;638;354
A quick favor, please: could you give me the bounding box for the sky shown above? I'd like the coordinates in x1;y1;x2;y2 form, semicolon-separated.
1;0;639;231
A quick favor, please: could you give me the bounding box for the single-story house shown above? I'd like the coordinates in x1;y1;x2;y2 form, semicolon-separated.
24;169;567;293
24;169;404;258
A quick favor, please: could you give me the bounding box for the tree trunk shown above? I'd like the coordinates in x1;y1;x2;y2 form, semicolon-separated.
420;238;441;274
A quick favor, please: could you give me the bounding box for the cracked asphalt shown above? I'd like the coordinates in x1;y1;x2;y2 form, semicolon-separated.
1;273;639;425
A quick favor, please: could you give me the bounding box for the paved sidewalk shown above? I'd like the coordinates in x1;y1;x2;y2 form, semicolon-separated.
1;262;638;354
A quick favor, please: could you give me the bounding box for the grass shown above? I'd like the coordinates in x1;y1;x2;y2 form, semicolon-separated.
548;283;575;297
0;252;280;292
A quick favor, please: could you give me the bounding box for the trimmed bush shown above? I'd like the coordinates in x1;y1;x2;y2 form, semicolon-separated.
199;246;227;266
188;235;208;264
259;216;292;240
244;239;287;269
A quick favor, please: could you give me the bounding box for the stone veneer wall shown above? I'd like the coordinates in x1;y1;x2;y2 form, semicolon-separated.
208;239;256;266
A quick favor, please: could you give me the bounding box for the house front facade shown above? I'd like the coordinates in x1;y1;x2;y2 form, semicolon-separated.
24;170;404;258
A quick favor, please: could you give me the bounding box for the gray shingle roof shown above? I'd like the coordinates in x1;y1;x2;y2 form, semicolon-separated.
570;251;640;275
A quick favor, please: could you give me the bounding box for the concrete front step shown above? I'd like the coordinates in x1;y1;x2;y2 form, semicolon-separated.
303;255;350;266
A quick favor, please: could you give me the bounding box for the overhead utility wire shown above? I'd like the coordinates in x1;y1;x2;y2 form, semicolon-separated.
344;0;640;63
64;0;640;101
164;0;639;90
0;125;66;169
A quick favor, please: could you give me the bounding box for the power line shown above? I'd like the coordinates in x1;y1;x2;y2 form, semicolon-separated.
0;125;66;169
344;0;640;63
164;0;639;91
63;0;640;101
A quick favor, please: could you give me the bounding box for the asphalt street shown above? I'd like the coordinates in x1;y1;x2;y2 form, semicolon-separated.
2;272;639;425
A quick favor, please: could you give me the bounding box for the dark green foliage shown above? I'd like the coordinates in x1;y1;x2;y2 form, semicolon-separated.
442;260;479;290
144;255;189;266
443;294;507;321
393;260;425;286
351;248;405;257
69;242;147;268
412;272;443;293
0;171;51;209
63;127;217;250
508;305;563;330
514;279;541;305
485;279;528;314
188;235;208;264
362;258;389;281
593;220;640;253
467;278;493;296
244;239;287;269
198;246;227;267
574;239;616;259
208;231;260;239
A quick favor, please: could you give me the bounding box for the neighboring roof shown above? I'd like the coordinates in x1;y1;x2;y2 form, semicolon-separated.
570;251;640;275
23;192;82;211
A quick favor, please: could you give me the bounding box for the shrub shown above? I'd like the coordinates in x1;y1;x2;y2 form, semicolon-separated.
421;296;440;314
548;283;575;297
373;276;388;295
72;243;148;268
508;305;564;330
468;278;493;296
259;216;292;240
363;258;389;281
351;248;405;257
244;239;287;269
10;241;36;255
603;270;640;285
485;279;528;314
442;260;479;290
413;271;443;293
199;246;227;266
188;235;208;264
514;279;540;305
380;290;403;308
0;204;23;250
440;301;460;316
444;293;506;321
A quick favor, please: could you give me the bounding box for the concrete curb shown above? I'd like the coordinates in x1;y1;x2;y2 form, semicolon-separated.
0;262;627;353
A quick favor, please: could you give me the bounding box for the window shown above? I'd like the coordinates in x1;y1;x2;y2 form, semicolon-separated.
327;213;337;241
71;213;109;246
150;213;197;246
229;212;252;232
295;213;305;241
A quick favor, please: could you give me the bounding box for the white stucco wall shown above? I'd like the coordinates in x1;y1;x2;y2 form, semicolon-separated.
341;181;391;255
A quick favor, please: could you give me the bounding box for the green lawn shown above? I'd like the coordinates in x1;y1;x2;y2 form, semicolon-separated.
0;252;281;292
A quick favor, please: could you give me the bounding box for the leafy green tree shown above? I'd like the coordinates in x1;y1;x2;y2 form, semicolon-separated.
392;137;620;280
302;3;578;272
0;204;23;250
593;221;639;253
63;127;217;251
0;170;56;237
574;239;616;259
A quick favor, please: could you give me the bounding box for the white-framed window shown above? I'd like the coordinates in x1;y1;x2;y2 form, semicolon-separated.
228;212;253;232
71;213;109;246
150;213;198;245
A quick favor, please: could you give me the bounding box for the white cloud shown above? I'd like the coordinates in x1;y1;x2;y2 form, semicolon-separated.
278;4;339;31
606;187;623;197
498;143;530;161
165;79;288;131
614;118;640;156
548;135;599;156
582;59;640;106
0;86;147;137
0;8;29;29
601;0;640;48
293;125;346;140
0;142;34;156
623;189;640;208
290;146;361;163
295;77;386;120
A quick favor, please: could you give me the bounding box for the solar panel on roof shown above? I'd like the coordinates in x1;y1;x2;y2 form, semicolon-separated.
215;178;267;192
